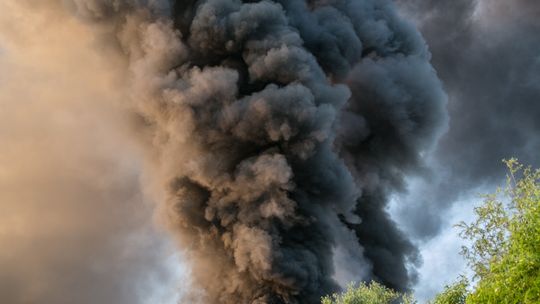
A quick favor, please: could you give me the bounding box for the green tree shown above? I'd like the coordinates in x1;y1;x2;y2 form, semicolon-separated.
321;281;416;304
457;159;540;303
429;277;469;304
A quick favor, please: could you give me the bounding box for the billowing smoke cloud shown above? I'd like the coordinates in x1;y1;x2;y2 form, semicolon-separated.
111;0;446;302
0;2;181;303
2;0;447;303
395;0;540;238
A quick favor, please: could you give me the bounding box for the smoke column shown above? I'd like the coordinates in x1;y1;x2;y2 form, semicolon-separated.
3;0;446;303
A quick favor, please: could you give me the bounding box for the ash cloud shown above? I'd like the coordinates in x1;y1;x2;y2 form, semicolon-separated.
395;0;540;238
2;0;448;303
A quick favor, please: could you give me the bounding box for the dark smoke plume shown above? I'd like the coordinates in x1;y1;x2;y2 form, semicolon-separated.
63;0;446;302
395;0;540;239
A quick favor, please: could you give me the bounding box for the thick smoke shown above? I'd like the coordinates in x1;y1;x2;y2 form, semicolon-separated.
2;0;447;303
109;0;446;302
0;3;180;303
395;0;540;238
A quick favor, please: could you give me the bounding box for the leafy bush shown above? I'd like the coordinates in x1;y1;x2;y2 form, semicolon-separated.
429;277;469;304
321;281;415;304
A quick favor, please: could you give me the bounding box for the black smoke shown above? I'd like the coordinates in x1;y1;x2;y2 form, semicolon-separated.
60;0;446;302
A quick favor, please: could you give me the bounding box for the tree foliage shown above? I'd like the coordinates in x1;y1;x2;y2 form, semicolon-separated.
464;159;540;303
321;281;415;304
429;277;469;304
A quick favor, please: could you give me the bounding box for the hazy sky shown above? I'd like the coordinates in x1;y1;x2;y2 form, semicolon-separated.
0;1;538;303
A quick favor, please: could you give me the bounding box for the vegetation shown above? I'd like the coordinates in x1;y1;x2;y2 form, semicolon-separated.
463;159;540;303
429;277;468;304
322;159;540;304
321;281;415;304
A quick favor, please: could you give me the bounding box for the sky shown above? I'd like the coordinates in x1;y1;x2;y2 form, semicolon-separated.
0;0;538;303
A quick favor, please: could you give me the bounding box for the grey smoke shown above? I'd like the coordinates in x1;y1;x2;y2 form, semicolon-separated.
4;0;447;303
395;0;540;239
